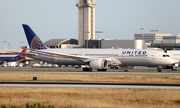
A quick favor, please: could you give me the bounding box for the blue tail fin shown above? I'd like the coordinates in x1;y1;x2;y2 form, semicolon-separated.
22;24;47;50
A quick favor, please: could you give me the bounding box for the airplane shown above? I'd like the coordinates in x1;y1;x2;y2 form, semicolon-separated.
0;48;26;64
21;24;179;72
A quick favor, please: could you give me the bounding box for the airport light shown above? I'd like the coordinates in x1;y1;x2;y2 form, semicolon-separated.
95;31;103;33
3;41;6;49
8;43;10;49
150;30;158;32
141;28;144;40
20;41;24;48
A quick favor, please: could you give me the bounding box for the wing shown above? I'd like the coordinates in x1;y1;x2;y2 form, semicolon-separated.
10;49;122;66
35;50;122;65
34;50;91;62
8;51;37;57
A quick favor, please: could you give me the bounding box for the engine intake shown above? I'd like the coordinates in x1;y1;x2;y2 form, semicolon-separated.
89;59;108;69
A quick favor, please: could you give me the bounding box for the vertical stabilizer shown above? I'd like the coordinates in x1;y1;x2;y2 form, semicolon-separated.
22;24;47;50
19;48;27;58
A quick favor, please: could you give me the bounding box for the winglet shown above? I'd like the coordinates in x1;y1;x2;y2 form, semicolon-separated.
22;24;47;50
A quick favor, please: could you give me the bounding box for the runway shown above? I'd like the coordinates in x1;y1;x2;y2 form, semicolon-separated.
0;70;180;76
0;81;180;89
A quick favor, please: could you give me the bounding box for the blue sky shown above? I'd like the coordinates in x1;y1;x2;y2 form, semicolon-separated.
0;0;180;49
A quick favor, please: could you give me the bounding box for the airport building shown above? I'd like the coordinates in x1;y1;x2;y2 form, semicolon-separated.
76;0;97;47
151;35;180;50
135;33;172;43
44;38;78;48
134;33;172;48
74;0;148;49
85;39;147;49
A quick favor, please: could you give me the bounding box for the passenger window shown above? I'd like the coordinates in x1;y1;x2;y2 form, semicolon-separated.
163;55;166;57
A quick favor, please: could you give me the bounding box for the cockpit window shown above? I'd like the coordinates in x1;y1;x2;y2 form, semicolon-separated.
163;55;170;57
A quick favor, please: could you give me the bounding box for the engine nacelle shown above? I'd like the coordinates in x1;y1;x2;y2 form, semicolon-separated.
89;59;108;69
120;66;136;69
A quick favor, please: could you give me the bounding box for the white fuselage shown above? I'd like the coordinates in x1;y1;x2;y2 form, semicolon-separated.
166;50;180;63
26;49;177;67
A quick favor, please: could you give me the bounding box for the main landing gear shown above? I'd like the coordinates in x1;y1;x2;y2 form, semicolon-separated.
83;68;92;72
157;65;177;72
157;66;162;72
97;69;107;71
83;68;107;72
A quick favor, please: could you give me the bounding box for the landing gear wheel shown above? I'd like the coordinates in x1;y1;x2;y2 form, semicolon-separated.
157;66;162;72
83;68;92;72
97;69;107;71
158;68;162;72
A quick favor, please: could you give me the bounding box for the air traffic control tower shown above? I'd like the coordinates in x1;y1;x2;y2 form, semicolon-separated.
76;0;97;47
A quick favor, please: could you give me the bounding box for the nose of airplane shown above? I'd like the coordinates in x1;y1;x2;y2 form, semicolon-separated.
171;59;179;64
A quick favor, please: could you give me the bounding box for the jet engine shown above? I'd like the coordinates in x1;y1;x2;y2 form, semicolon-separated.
120;66;136;69
89;58;108;69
